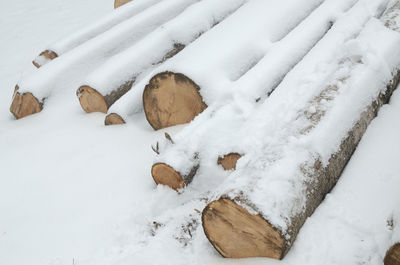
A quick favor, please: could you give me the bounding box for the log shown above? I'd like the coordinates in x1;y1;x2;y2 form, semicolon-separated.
15;0;197;119
115;0;133;9
217;153;241;171
142;0;326;129
147;0;357;190
202;2;400;259
152;162;199;190
385;243;400;265
79;0;248;120
143;72;207;130
104;113;125;125
10;86;43;119
32;0;163;68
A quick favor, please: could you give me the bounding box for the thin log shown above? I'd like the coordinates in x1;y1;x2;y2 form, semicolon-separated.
105;113;125;125
152;162;198;190
32;50;58;68
115;0;133;8
143;72;207;130
385;243;400;265
217;153;241;171
10;86;43;119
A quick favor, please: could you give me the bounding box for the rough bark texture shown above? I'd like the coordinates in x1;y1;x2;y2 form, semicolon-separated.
104;113;126;125
9;86;43;119
152;162;198;190
32;50;58;68
114;0;133;8
202;68;400;259
217;153;242;170
385;243;400;265
143;72;207;130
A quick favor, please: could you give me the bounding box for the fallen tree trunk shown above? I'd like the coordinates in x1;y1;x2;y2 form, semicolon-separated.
9;86;43;119
12;0;198;119
32;0;162;68
202;3;400;259
385;243;400;265
79;0;246;116
149;0;360;189
143;0;327;130
114;0;133;9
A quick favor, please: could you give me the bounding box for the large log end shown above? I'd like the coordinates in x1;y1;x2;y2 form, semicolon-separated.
10;86;42;119
105;113;126;125
143;72;207;130
152;163;184;190
385;243;400;265
77;86;108;113
32;50;58;68
114;0;133;8
217;153;242;170
202;198;286;259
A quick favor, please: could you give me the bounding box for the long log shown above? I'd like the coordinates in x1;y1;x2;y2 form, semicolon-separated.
149;0;359;189
32;0;163;68
385;243;400;265
143;0;327;129
202;3;400;259
12;0;198;119
78;0;247;117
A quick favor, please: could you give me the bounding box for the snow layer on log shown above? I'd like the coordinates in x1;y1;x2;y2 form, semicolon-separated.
150;0;369;181
32;0;163;67
16;0;199;104
81;0;247;113
108;0;333;122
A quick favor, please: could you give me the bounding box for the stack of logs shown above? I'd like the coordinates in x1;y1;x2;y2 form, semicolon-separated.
9;0;400;262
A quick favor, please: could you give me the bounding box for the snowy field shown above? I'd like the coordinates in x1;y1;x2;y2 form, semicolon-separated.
0;0;400;265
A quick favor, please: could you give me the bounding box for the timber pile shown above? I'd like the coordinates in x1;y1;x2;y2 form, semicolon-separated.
149;0;400;260
150;0;355;188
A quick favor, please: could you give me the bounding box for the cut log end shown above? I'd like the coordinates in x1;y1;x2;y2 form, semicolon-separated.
385;243;400;265
77;86;108;113
152;163;184;190
143;72;207;130
114;0;133;8
217;153;242;170
105;113;126;125
10;86;42;119
202;198;286;259
32;50;58;68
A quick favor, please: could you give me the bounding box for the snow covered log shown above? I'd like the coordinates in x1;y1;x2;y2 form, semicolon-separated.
385;243;400;265
149;0;357;189
32;0;163;68
152;162;199;190
217;153;241;171
202;2;400;259
142;0;327;130
12;0;197;119
115;0;133;9
78;0;246;117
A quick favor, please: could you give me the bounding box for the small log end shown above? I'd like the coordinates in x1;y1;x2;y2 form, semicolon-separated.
105;113;126;125
385;243;400;265
32;50;58;68
202;198;286;259
217;153;242;170
10;86;42;119
77;86;108;113
152;163;184;190
143;72;207;130
114;0;133;8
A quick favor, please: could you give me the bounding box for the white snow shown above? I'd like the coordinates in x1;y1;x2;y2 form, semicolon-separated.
1;0;400;265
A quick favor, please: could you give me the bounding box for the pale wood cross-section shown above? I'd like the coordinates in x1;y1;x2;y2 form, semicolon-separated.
114;0;133;9
32;50;58;68
10;86;42;119
217;153;242;170
385;243;400;265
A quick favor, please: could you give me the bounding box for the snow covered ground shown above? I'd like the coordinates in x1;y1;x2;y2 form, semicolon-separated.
0;0;399;265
